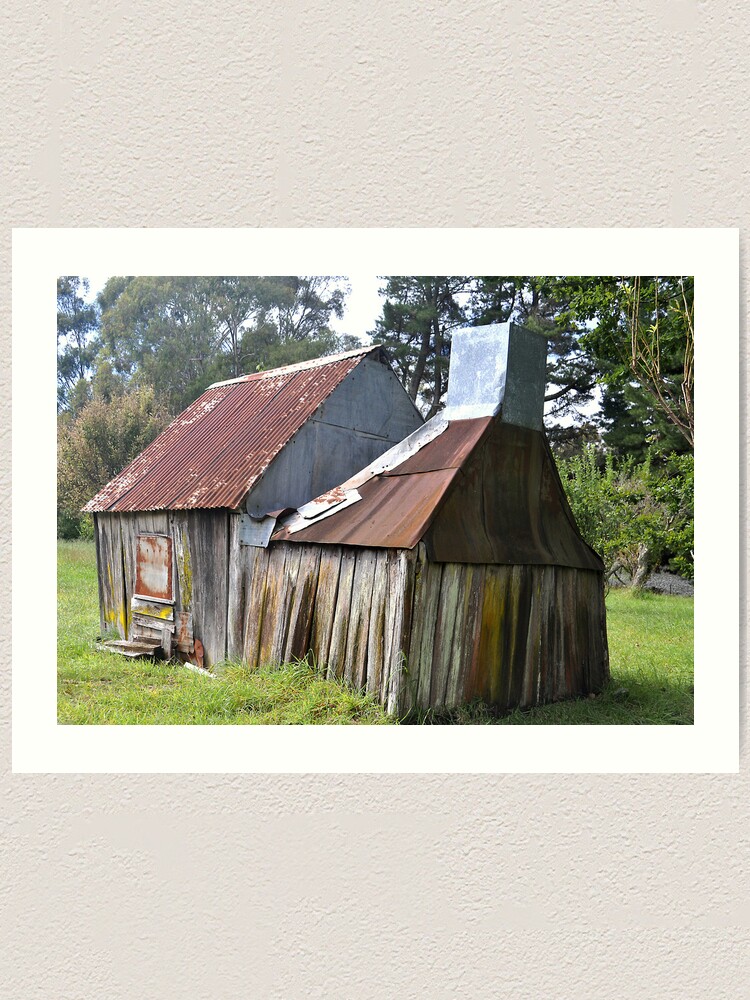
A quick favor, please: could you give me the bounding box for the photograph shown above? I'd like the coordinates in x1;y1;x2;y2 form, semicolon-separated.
56;273;695;727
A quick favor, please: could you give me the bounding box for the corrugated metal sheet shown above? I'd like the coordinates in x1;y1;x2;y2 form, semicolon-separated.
84;347;379;513
273;420;491;550
273;416;603;571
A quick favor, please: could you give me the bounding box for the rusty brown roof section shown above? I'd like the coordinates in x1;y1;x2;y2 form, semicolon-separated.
273;416;603;571
84;347;380;513
272;419;493;550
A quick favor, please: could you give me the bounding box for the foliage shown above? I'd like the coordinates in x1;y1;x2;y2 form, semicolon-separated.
558;276;694;447
57;386;169;537
558;445;694;583
58;541;692;726
468;276;601;424
597;382;691;461
98;275;353;413
57;277;99;411
370;276;470;417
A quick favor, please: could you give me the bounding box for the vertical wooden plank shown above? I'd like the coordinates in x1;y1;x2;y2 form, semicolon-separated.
429;563;464;710
365;550;389;696
172;511;193;615
475;566;506;706
406;553;443;712
383;548;417;716
242;546;272;669
521;567;543;709
310;547;343;672
283;546;322;665
504;564;529;710
93;514;107;636
270;545;303;665
460;566;490;702
186;510;229;669
257;545;288;667
454;564;485;709
98;514;127;638
119;513;138;638
553;568;567;701
540;566;556;706
326;548;357;681
226;518;262;661
345;548;378;689
562;568;578;698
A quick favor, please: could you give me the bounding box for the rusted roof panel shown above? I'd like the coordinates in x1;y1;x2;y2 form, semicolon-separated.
274;416;603;571
272;420;485;549
84;347;379;513
382;417;491;476
276;468;459;550
425;422;603;571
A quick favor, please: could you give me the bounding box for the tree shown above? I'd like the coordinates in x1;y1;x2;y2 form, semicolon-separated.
57;386;170;538
469;276;600;426
558;276;694;448
558;445;694;587
369;276;470;417
97;276;219;413
57;277;99;411
97;275;353;414
597;382;691;461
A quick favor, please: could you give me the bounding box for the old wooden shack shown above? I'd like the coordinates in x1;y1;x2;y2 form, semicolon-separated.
84;346;423;667
236;322;609;714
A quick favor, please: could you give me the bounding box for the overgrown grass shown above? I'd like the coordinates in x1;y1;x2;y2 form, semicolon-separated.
58;541;693;726
57;541;391;725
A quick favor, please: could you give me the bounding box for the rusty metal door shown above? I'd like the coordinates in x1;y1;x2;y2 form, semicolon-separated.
134;534;174;603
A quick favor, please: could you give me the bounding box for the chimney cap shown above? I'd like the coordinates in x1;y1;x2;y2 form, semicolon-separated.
443;321;547;430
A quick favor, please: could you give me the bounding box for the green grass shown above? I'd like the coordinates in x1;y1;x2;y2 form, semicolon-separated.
57;540;693;726
57;541;392;725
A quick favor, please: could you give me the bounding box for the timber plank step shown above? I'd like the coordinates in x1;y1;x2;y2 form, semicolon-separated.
101;638;162;659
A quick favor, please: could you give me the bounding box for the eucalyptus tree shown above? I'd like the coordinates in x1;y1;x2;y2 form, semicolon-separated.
57;276;99;411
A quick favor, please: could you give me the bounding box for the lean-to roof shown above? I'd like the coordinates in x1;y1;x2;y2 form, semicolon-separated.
273;415;603;571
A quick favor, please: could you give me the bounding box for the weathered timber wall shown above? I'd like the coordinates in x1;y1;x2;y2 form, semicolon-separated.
95;513;608;705
229;540;609;716
94;510;230;668
403;557;609;715
228;539;417;714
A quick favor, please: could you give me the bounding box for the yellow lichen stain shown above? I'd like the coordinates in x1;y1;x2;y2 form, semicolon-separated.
104;561;116;625
179;529;192;606
151;603;173;620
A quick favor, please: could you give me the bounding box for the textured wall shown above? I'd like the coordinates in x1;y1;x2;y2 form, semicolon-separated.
2;2;747;997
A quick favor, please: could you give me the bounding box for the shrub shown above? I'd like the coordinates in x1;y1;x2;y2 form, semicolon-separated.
558;446;693;585
57;386;169;538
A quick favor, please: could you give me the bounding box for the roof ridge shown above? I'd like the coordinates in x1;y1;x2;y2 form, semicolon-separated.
208;344;380;388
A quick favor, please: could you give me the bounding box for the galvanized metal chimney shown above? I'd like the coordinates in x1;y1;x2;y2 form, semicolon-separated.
443;321;547;430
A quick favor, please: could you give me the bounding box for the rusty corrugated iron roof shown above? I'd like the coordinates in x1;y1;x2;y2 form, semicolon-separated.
273;416;603;571
84;346;381;513
273;419;493;550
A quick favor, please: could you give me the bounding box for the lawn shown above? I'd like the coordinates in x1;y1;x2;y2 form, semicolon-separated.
57;540;694;725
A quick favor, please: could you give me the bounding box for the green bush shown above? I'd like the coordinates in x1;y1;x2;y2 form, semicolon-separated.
558;446;693;584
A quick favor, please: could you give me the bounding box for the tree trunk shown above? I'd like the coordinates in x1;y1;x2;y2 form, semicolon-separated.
631;543;651;591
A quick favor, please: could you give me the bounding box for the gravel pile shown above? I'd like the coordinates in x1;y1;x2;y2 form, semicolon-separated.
644;570;694;597
609;568;694;597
